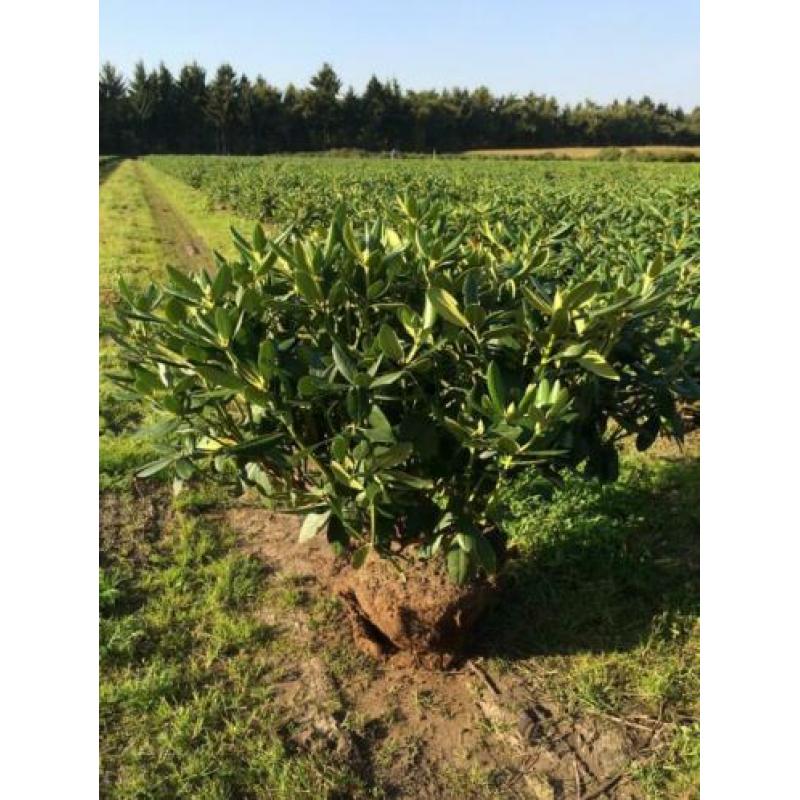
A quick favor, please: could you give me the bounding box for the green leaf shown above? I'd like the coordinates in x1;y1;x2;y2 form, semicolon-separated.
564;279;600;309
377;324;404;363
366;405;389;430
370;371;404;388
211;264;232;300
367;279;386;300
163;297;186;325
195;366;247;391
332;343;357;385
548;307;570;336
475;534;497;574
427;286;470;328
465;304;486;327
518;383;538;414
258;340;278;378
384;471;433;489
447;547;472;585
365;405;395;444
331;461;363;490
214;307;234;343
422;295;437;329
331;435;348;461
174;458;195;480
398;306;422;336
351;545;370;569
372;442;413;470
328;279;347;307
295;268;323;303
296;375;318;397
133;368;162;395
244;462;272;493
486;361;506;411
166;266;202;299
443;417;472;442
553;342;588;360
342;221;360;258
647;254;664;280
522;285;553;315
535;378;552;407
182;344;208;362
462;269;480;306
136;455;176;478
299;509;331;543
455;532;475;552
230;226;253;255
578;351;620;381
223;432;285;455
253;223;267;254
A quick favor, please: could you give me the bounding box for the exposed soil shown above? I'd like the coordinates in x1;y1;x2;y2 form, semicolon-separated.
336;551;494;668
639;427;700;460
220;500;665;798
99;479;172;565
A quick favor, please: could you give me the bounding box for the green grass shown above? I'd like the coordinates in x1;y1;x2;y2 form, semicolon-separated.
100;512;366;799
100;163;170;488
482;440;700;798
99;160;165;304
632;722;700;799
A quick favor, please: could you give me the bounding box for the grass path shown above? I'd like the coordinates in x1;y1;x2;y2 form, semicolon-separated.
133;161;215;273
100;159;257;307
137;160;255;260
99;159;165;305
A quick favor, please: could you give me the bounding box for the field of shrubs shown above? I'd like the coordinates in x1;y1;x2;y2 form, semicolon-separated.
145;155;699;239
101;155;699;799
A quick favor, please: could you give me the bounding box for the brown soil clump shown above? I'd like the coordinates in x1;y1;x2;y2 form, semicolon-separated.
335;552;494;668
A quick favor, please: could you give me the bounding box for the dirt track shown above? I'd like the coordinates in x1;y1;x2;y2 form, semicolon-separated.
133;160;214;274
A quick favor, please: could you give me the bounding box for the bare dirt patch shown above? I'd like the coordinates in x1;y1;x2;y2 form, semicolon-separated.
220;500;666;798
100;479;172;564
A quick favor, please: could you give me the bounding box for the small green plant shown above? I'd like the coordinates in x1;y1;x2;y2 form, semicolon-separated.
108;200;694;583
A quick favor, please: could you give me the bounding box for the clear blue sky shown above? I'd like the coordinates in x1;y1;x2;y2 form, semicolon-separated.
100;0;699;109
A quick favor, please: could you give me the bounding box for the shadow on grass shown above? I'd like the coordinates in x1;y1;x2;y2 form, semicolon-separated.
473;453;699;659
99;155;124;185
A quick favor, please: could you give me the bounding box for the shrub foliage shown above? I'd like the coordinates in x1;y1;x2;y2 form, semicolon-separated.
108;198;697;582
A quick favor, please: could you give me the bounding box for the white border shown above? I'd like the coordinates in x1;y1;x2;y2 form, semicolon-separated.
702;0;800;797
5;1;800;796
1;1;99;797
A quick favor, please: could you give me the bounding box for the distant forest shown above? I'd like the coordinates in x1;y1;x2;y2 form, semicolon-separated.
99;61;700;155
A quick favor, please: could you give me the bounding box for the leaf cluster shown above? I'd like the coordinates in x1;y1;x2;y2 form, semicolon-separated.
108;200;694;582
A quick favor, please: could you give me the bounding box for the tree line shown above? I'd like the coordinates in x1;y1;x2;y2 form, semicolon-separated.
100;61;699;155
